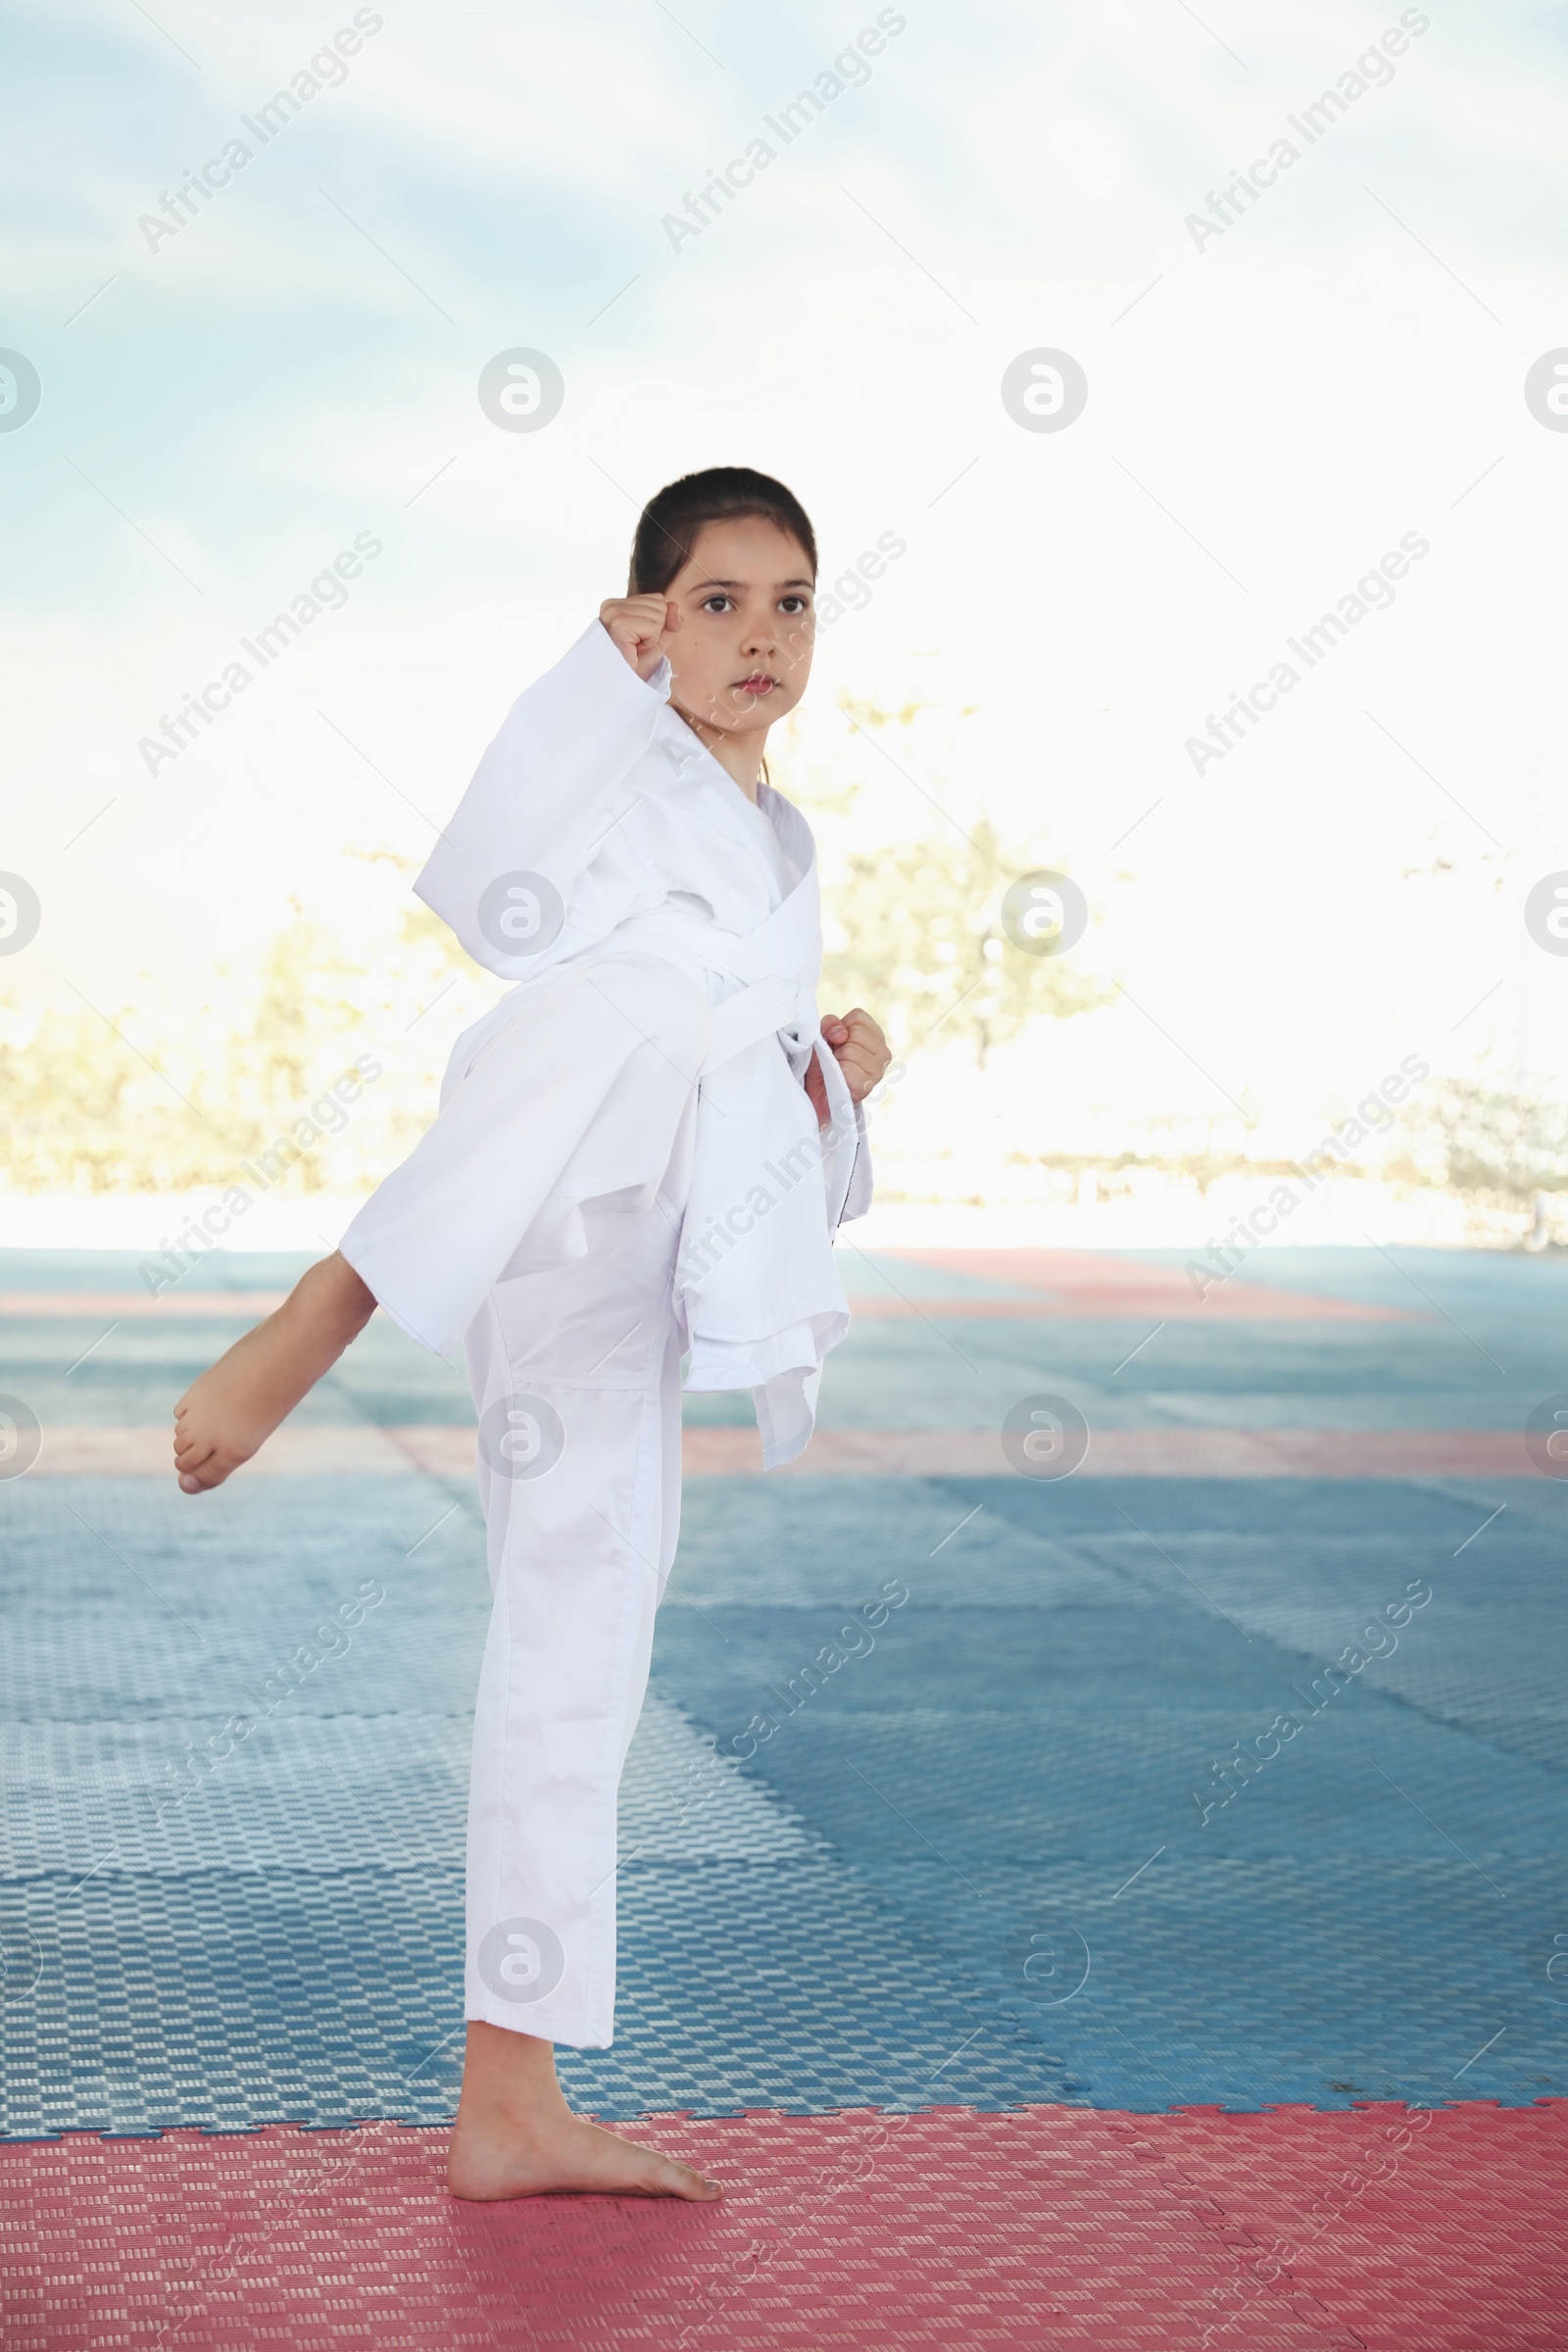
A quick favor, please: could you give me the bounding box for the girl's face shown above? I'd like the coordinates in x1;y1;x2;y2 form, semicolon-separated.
661;515;815;744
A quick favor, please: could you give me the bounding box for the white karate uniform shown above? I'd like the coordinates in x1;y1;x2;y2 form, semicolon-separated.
339;621;870;2045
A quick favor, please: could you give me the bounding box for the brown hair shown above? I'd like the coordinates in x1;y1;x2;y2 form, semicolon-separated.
628;466;817;595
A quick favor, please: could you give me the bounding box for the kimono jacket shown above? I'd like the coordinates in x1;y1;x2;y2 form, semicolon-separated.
366;617;871;1469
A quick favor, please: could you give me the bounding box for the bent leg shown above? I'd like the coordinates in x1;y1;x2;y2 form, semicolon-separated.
170;955;706;1495
172;1250;375;1493
340;954;709;1358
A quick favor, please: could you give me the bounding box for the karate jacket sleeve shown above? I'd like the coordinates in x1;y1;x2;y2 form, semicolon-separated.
414;620;670;979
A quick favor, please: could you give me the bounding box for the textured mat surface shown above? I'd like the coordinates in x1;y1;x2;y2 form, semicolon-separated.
4;2104;1565;2351
6;1455;1568;2130
5;1245;1568;2341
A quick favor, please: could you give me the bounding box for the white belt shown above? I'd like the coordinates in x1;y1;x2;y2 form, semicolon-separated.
609;906;860;1222
701;974;812;1073
609;906;819;1078
699;972;857;1182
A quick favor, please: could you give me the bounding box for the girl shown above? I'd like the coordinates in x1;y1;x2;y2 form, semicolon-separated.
171;467;892;2202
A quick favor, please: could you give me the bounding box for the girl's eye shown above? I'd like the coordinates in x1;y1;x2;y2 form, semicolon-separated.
779;596;810;614
701;594;732;613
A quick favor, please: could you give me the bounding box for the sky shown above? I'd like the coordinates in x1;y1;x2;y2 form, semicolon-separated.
3;0;1567;1203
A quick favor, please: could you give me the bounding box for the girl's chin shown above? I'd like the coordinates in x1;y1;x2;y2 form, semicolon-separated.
725;690;793;722
674;689;796;736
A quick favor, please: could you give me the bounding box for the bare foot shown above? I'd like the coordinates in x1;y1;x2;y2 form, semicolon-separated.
447;2106;721;2202
446;2022;720;2202
172;1251;376;1494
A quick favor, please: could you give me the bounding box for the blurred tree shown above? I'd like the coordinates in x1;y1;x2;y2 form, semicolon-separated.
819;818;1111;1068
0;1005;141;1193
802;690;1113;1067
1402;1079;1568;1205
217;902;377;1149
0;889;490;1194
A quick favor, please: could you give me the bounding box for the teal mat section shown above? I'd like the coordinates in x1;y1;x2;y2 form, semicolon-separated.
3;1248;1568;2132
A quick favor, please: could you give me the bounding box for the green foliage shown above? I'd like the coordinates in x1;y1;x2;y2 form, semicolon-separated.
0;1006;140;1193
0;896;487;1195
820;818;1111;1068
794;691;1112;1068
1402;1079;1568;1203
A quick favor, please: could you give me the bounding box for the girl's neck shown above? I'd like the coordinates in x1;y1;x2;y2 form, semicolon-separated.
672;701;766;803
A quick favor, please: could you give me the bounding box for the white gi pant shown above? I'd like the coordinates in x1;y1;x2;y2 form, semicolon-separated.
341;956;710;2048
463;1196;684;2047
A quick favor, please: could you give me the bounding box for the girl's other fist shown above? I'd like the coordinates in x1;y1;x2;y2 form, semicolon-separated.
806;1007;892;1125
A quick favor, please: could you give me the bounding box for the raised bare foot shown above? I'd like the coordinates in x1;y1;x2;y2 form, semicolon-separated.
446;2020;720;2202
446;2106;720;2202
172;1251;375;1494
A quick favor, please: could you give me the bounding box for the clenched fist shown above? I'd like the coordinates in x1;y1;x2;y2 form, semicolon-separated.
805;1007;892;1127
600;594;681;681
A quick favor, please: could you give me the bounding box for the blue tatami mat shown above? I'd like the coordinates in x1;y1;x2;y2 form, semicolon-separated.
2;1248;1567;2134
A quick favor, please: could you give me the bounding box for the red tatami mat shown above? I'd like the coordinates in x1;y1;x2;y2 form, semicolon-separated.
1143;2100;1568;2352
5;2103;1564;2350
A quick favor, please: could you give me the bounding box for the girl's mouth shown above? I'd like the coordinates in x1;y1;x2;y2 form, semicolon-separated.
736;673;775;697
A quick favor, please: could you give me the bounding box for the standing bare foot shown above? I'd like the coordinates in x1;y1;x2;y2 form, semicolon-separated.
446;2022;720;2202
172;1251;376;1494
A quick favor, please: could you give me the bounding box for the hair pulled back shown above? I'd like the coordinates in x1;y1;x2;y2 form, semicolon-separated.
628;466;817;595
